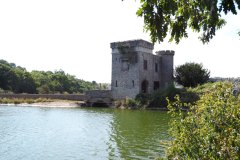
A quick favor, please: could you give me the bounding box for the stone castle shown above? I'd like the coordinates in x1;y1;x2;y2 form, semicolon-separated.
111;39;174;99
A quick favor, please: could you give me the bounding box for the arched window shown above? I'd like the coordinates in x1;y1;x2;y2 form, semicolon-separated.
132;80;134;87
115;80;118;87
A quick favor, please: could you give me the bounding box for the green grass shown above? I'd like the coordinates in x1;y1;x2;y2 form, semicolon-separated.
0;98;53;104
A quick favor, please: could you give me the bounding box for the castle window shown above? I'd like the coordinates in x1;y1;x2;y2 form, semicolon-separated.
121;59;129;71
141;80;148;93
155;63;158;72
154;81;160;90
144;60;147;70
115;80;118;87
132;80;134;87
135;55;138;63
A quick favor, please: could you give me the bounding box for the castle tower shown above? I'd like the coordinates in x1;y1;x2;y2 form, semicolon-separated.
110;40;153;99
156;50;175;88
110;39;174;100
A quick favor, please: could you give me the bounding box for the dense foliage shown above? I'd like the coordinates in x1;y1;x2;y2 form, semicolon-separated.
30;70;99;94
134;0;240;43
165;82;240;159
175;62;210;87
0;60;36;93
134;84;183;108
117;84;187;109
0;59;106;94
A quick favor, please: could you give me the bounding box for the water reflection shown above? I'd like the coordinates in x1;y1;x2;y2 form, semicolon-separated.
109;110;170;159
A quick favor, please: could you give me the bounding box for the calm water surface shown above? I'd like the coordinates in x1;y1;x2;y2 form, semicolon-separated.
0;106;170;160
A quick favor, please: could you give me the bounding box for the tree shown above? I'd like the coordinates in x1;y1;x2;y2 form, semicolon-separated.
31;70;52;93
165;82;240;159
0;64;16;90
175;62;210;87
13;67;36;93
135;0;240;43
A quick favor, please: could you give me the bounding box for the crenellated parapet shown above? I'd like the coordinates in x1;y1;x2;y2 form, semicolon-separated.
155;50;175;56
110;39;154;50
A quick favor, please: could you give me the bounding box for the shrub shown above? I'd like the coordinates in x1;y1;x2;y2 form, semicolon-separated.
175;62;210;87
0;88;5;93
13;98;21;104
165;82;240;159
126;98;138;108
148;84;183;108
25;99;35;104
114;100;123;108
135;93;151;106
114;98;139;109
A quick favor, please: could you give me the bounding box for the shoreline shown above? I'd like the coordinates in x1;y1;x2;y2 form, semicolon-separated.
0;100;84;108
0;100;173;110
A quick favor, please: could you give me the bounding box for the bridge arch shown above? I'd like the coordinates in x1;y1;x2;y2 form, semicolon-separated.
91;100;109;107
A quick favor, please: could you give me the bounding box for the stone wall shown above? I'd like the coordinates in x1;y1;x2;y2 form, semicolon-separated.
138;52;157;94
85;90;112;99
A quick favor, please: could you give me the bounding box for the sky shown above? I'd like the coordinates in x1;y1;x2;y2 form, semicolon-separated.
0;0;239;83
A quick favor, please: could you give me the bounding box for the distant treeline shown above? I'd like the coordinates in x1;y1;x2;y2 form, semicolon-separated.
0;59;108;94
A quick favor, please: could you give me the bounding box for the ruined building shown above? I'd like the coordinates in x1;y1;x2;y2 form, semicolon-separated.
111;39;174;99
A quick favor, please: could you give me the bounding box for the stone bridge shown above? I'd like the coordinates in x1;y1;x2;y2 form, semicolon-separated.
85;90;113;107
0;91;113;107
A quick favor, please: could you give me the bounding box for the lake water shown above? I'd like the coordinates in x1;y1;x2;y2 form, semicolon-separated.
0;106;170;160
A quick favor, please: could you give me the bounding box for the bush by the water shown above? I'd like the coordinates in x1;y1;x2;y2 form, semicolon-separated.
128;84;186;109
123;83;216;109
114;98;140;109
164;82;240;159
135;93;151;106
148;84;183;108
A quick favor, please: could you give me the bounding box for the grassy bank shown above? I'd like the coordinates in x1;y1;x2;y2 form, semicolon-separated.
0;98;53;104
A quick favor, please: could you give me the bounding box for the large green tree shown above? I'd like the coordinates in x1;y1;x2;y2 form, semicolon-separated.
13;67;36;93
134;0;240;43
175;62;210;87
0;63;16;91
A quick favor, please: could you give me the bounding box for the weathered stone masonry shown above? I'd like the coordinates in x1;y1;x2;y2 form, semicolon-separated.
111;39;174;99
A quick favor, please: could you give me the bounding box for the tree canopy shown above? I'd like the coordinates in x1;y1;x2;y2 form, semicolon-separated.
0;59;106;94
134;0;240;44
175;62;210;87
